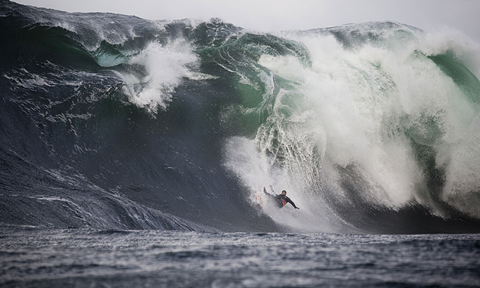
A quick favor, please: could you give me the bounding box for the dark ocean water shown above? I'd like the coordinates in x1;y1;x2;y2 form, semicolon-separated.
1;227;479;288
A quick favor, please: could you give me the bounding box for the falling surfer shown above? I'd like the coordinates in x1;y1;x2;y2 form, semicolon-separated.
262;186;299;209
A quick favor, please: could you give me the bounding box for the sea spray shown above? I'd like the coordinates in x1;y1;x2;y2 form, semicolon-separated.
118;40;199;112
223;23;480;231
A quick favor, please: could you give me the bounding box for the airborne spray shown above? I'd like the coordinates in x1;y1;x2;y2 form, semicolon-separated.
223;23;480;232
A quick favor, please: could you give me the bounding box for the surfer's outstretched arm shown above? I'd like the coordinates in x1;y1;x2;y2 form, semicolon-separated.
286;197;299;209
263;187;270;195
263;187;275;197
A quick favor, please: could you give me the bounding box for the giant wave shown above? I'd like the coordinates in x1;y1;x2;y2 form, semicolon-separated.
1;0;480;233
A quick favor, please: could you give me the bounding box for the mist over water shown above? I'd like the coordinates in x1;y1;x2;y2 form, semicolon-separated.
1;0;480;234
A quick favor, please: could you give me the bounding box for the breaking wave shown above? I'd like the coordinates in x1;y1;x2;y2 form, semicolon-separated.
1;0;480;233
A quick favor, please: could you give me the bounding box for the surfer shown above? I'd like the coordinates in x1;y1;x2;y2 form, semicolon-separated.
263;187;299;209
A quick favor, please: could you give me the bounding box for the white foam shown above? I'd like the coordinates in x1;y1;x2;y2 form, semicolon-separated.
118;40;199;112
223;26;480;229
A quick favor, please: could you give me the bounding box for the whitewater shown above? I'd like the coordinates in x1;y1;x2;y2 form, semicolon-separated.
1;0;480;286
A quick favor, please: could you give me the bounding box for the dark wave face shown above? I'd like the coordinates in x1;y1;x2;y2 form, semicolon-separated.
1;0;480;233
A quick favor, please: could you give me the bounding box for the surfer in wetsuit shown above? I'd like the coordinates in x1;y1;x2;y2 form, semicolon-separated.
275;190;299;209
263;187;299;209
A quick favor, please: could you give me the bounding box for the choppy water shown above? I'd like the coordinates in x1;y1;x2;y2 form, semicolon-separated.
1;227;479;287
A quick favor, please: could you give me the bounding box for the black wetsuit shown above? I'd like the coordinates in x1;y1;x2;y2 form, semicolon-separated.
274;194;298;209
264;188;298;209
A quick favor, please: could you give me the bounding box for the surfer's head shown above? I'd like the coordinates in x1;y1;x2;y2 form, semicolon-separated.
281;190;287;195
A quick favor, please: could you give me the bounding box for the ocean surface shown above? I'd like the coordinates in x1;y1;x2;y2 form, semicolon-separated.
1;0;480;286
1;227;480;287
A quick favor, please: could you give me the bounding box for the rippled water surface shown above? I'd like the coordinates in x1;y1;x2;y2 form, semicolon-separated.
1;227;479;287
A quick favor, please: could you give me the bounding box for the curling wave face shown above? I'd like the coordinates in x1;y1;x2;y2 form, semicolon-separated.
1;0;480;233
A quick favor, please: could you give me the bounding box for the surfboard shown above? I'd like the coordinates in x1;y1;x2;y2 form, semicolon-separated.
255;190;263;208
